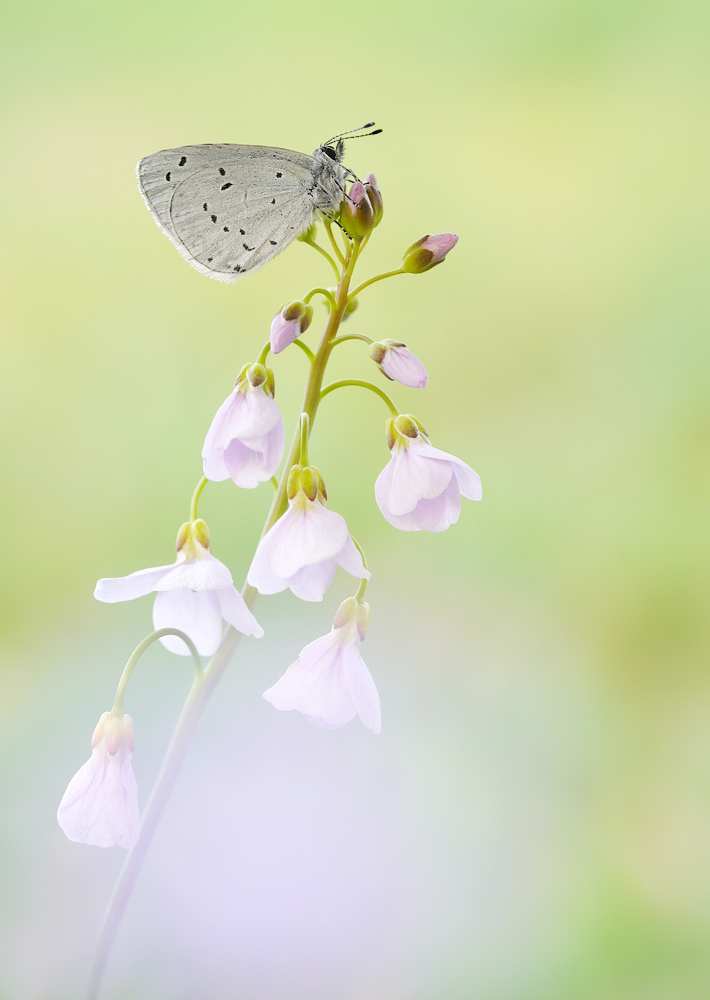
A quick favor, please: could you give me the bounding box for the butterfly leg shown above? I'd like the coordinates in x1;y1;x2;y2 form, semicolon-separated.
318;210;354;242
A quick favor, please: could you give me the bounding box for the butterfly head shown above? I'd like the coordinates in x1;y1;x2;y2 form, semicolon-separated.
319;139;345;163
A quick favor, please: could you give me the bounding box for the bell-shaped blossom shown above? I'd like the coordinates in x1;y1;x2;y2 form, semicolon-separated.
375;414;482;532
402;233;459;273
370;339;428;388
263;597;380;732
57;712;140;849
248;464;368;602
341;180;375;238
94;519;263;655
270;300;313;354
203;363;284;488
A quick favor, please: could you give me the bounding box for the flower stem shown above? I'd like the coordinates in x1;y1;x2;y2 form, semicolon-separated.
299;412;310;466
348;268;404;301
189;477;208;522
302;234;340;279
257;341;271;365
304;287;337;311
87;227;365;1000
323;218;346;265
111;630;202;717
330;333;373;348
320;378;399;417
292;338;315;362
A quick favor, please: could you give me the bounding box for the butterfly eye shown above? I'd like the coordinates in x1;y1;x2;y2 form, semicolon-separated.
322;146;337;160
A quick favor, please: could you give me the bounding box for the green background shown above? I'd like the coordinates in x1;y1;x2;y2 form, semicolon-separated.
1;0;709;997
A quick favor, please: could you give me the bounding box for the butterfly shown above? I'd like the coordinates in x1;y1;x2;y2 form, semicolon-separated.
137;123;381;283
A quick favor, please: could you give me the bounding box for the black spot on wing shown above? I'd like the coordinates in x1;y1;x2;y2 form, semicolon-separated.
178;156;187;166
219;167;226;176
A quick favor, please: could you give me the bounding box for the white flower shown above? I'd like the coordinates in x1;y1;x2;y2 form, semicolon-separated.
94;519;263;655
57;712;140;849
202;363;284;488
375;414;482;532
263;597;380;732
247;465;368;602
370;339;428;388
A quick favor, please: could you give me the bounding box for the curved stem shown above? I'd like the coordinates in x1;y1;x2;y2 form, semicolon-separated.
348;268;404;301
112;629;201;717
304;287;337;311
320;378;398;417
88;217;365;1000
303;235;340;280
323;218;345;265
330;333;373;348
257;341;271;365
189;477;208;522
292;338;315;362
350;537;369;601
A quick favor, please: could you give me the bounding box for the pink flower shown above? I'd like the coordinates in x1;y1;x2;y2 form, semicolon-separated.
402;233;459;273
247;465;368;602
341;180;375;238
94;519;263;655
375;414;482;532
263;597;380;732
203;363;284;488
57;712;140;849
270;300;313;354
370;339;428;388
364;173;383;226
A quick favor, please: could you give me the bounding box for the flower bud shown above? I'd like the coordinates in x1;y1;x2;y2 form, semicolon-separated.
341;181;374;238
175;518;210;556
270;301;314;354
401;233;459;274
364;174;383;227
245;362;267;388
369;339;428;388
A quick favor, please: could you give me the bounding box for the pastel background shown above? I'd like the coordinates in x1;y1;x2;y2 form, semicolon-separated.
1;0;709;997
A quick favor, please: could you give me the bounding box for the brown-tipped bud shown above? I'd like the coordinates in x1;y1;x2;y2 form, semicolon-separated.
393;414;420;439
402;234;459;274
316;467;327;501
299;466;319;502
271;301;313;354
175;521;191;552
192;518;210;550
264;367;276;398
364;174;383;227
287;465;302;500
246;362;267;388
341;181;375;238
385;417;396;451
234;363;251;387
355;601;371;641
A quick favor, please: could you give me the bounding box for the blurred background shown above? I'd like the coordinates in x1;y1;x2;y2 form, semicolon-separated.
1;0;709;997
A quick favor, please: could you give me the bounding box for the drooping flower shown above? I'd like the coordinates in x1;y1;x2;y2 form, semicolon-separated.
402;233;459;274
247;465;368;602
270;300;313;354
263;597;380;732
375;414;482;532
370;339;428;388
202;362;284;488
94;519;263;655
57;712;140;849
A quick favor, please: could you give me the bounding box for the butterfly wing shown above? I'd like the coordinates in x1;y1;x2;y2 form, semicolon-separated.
137;144;320;282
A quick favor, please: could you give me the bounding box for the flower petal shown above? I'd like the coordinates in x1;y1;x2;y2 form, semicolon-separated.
416;442;482;500
336;535;371;579
57;745;140;849
152;589;223;656
270;502;349;578
342;643;381;733
263;632;357;728
247;534;290;595
94;564;173;603
287;557;338;602
153;552;233;592
377;444;453;517
215;587;264;637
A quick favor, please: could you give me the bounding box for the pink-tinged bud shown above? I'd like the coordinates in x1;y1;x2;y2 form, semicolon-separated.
402;233;459;274
364;173;383;227
270;300;313;354
341;181;374;238
369;339;428;388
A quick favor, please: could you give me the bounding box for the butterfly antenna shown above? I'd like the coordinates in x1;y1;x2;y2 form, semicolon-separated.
323;122;382;145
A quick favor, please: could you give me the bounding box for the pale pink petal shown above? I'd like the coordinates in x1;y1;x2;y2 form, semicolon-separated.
153;552;233;591
94;564;173;603
423;233;458;261
152;589;223;656
57;745;139;849
247;534;290;595
416;442;482;500
342;644;381;734
336;536;371;579
426;476;463;532
202;391;239;481
287;557;338;602
269;503;349;578
270;314;300;354
375;447;452;517
222;389;281;441
263;633;357;729
222;415;284;487
381;346;428;388
215;587;264;637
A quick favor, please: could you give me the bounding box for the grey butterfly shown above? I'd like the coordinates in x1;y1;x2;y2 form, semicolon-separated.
137;124;380;283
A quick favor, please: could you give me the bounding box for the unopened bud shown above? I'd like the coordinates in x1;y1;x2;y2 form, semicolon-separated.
370;339;428;388
341;181;374;238
364;174;383;227
287;465;302;500
271;301;314;354
246;362;267;388
299;466;319;502
402;233;459;274
393;414;420;439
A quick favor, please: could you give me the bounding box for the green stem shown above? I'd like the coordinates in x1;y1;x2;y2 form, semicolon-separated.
299;412;310;466
88;224;366;1000
111;630;202;717
189;477;208;522
303;234;340;279
323;218;345;265
348;268;404;301
304;287;337;311
320;378;398;417
350;537;369;601
270;476;278;491
292;338;315;362
257;341;271;365
330;333;373;348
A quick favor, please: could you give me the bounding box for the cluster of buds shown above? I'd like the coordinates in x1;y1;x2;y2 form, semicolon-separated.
59;166;475;851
